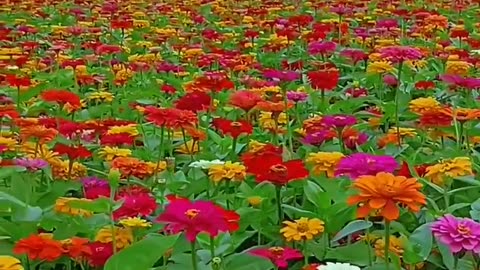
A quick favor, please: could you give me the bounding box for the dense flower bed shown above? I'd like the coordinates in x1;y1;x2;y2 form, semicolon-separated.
0;0;479;269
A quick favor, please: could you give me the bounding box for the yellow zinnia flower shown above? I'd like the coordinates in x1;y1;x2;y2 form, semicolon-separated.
98;147;132;161
374;236;405;259
119;217;152;228
87;91;115;103
95;226;133;249
247;196;263;207
445;60;472;76
107;124;139;136
0;137;17;151
247;140;266;153
387;127;417;138
176;140;199;154
51;160;87;181
306;152;344;177
0;256;23;270
20;142;60;165
367;61;394;75
280;217;325;242
409;97;441;114
425;157;473;185
54;197;93;217
259;112;287;130
208;161;246;183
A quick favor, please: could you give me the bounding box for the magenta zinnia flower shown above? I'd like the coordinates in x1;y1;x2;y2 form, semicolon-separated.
431;215;480;253
114;193;157;220
307;41;336;56
286;91;308;103
82;177;110;199
156;199;229;242
321;114;356;129
380;46;423;64
334;153;398;179
14;158;48;171
439;74;480;89
249;246;303;269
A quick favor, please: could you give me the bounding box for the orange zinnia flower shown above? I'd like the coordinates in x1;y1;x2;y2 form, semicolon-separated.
440;107;480;123
13;234;63;262
256;101;294;113
347;172;426;221
111;157;153;179
20;125;58;143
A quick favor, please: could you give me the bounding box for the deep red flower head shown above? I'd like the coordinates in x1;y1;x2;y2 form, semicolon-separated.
100;133;136;146
113;193;157;220
54;143;92;160
415;81;435;90
161;84;176;94
111;20;133;29
41;90;81;108
243;150;308;185
87;242;114;267
212;118;253;138
175;91;211;112
307;69;340;91
6;74;31;87
397;161;428;178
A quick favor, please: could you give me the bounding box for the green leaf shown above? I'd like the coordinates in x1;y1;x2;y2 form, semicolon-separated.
437;240;455;270
105;234;179;270
224;253;274;270
325;241;374;266
447;203;470;214
68;198;116;213
331;220;373;243
408;223;433;261
303;181;330;209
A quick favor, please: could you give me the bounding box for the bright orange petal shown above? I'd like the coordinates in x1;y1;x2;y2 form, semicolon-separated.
368;198;386;209
381;200;399;221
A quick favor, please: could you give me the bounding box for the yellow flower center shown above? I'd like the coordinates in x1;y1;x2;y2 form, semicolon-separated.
230;122;242;127
457;225;471;235
268;247;284;256
185;209;200;219
270;164;288;176
297;221;309;233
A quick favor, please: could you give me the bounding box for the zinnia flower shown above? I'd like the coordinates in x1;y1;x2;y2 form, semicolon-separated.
95;226;133;249
54;197;93;217
0;256;24;270
379;46;423;64
347;172;426;221
321;114;356;129
249;246;303;269
335;153;398;179
212;118;253;138
366;61;394;75
208;161;246;183
409;97;441;114
424;157;473;185
40;89;81;108
229;91;262;111
14;158;48;171
87;242;113;267
189;159;225;169
431;215;480;253
156;199;230;242
13;234;63;262
307;69;340;91
280;217;324;242
306;152;344;177
119;217;152;228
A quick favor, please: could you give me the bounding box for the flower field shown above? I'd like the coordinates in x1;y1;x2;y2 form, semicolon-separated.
2;0;480;269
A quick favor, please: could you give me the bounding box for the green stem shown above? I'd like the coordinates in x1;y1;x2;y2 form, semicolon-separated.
275;187;283;224
303;239;308;266
365;219;373;266
394;62;403;146
191;241;198;270
109;187;117;254
282;88;293;153
210;236;215;259
384;221;391;270
225;180;231;210
230;137;237;161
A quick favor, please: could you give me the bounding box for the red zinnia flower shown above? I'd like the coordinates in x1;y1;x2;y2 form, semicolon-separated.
307;69;340;91
87;242;114;267
229;91;262;112
14;234;63;262
397;161;428;178
113;192;157;220
415;81;435;90
6;74;31;87
212;118;253;138
243;150;308;185
100;133;136;146
175;91;211;112
54;144;92;160
41;90;81;108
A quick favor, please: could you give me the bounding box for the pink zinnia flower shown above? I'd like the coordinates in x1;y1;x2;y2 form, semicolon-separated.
286;91;308;103
334;153;398;179
340;49;368;64
249;246;303;269
82;177;110;199
383;74;398;87
431;215;480;253
380;46;423;64
439;75;480;89
263;69;300;82
14;158;48;171
307;41;336;56
321;114;357;129
156;199;229;242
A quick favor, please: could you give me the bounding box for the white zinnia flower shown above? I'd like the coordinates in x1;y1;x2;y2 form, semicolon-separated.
189;159;225;169
317;262;361;270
